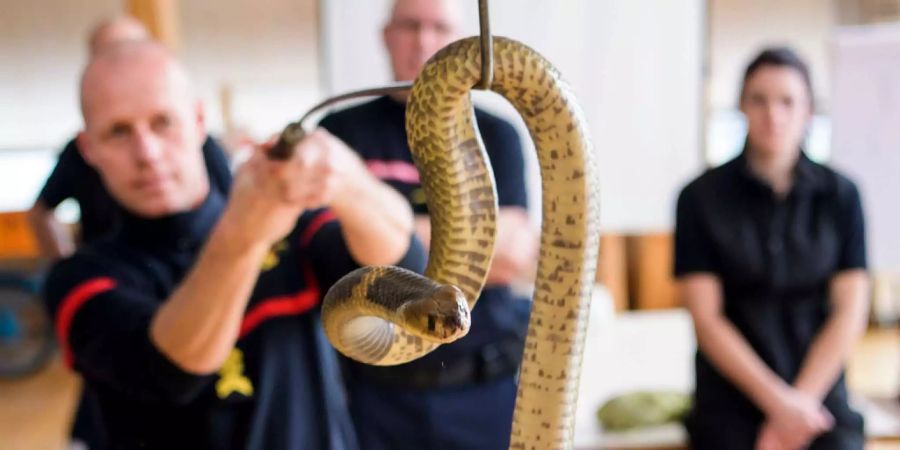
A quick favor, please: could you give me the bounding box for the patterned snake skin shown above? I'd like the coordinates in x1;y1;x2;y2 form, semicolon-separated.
322;36;600;449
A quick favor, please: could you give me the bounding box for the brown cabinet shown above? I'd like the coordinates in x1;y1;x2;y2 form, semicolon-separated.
595;232;679;311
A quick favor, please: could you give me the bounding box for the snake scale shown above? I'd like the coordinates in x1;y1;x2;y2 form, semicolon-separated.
322;36;599;450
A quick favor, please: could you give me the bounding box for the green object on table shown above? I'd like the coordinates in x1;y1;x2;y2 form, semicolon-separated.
596;391;691;431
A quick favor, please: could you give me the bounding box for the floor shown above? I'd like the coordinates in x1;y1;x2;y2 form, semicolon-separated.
0;328;896;450
0;357;80;450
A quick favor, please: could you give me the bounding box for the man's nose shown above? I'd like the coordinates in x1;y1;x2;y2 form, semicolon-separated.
414;26;440;52
133;127;164;164
764;104;784;127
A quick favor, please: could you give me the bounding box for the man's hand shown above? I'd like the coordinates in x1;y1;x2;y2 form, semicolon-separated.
487;208;538;285
295;130;370;210
761;387;833;450
755;422;787;450
27;200;76;260
221;129;367;250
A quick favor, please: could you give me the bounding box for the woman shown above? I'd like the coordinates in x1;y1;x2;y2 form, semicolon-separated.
674;47;870;450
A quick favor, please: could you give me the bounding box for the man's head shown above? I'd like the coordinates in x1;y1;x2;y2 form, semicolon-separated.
77;42;209;219
739;47;814;160
383;0;463;83
87;15;150;56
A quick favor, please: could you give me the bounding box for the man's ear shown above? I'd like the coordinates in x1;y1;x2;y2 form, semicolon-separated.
194;100;206;141
75;131;97;167
382;24;392;53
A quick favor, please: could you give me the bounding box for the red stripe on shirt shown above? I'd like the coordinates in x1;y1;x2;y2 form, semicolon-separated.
301;262;319;292
238;288;319;339
300;210;338;247
366;160;420;184
55;277;117;368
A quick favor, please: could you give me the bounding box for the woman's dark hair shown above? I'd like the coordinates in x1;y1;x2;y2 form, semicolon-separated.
740;47;814;108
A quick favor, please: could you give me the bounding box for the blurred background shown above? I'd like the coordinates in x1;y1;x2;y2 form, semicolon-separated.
0;0;897;449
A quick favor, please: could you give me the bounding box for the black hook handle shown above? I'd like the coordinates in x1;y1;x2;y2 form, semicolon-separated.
267;122;306;161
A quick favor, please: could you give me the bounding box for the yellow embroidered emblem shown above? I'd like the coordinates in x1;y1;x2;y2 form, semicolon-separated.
261;241;288;271
410;188;427;205
215;348;254;399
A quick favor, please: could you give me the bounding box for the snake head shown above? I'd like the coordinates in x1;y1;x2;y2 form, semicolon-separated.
399;285;471;344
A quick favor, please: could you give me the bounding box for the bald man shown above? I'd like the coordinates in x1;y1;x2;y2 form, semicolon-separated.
28;16;232;261
43;42;424;450
320;1;538;449
88;15;150;54
27;17;234;450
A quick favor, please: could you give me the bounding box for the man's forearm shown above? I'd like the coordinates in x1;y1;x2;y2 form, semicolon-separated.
332;173;415;265
794;270;870;400
27;202;75;260
414;216;431;250
486;208;537;284
150;221;270;374
694;314;791;414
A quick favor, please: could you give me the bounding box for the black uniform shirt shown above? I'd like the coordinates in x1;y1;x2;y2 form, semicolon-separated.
43;189;426;450
674;150;866;425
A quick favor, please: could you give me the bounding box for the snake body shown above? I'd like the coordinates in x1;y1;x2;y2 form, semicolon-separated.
322;36;599;449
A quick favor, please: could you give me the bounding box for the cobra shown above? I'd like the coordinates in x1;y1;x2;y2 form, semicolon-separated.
321;36;599;449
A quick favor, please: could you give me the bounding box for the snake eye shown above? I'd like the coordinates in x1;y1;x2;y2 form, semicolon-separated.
427;314;436;332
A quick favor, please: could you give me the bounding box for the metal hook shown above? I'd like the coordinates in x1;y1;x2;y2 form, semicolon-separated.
268;82;413;160
476;0;494;90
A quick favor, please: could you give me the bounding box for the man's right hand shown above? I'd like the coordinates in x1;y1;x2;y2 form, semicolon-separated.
221;130;346;249
762;387;834;449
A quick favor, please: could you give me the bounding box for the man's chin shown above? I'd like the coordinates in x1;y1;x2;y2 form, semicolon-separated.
124;196;187;219
757;143;799;158
117;186;209;219
750;136;796;154
131;205;177;219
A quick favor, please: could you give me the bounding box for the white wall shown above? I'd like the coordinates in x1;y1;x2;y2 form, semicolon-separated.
179;0;321;139
831;24;900;270
0;0;320;149
706;0;838;165
321;0;705;233
0;0;320;212
0;0;120;212
709;0;837;111
0;0;121;150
